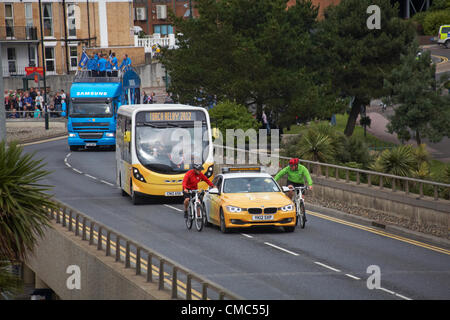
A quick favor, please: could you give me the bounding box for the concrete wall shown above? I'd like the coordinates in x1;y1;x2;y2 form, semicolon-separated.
311;176;449;232
26;220;170;300
3;61;165;93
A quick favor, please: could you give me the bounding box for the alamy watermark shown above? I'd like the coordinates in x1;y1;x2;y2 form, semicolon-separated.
367;5;381;30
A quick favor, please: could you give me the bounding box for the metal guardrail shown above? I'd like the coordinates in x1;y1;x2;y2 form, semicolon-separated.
215;144;450;202
46;199;242;300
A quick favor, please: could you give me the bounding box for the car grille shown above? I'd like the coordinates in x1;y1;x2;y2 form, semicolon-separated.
247;207;278;214
78;132;103;140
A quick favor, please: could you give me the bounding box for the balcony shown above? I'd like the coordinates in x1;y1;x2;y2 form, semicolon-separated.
134;33;178;57
0;26;38;41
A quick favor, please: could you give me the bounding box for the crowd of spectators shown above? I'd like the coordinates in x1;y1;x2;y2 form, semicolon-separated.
4;88;67;119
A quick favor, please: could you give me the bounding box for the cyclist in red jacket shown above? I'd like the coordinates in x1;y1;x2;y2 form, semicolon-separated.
183;164;215;218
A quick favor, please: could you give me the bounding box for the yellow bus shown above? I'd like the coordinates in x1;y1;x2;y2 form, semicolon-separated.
116;104;214;204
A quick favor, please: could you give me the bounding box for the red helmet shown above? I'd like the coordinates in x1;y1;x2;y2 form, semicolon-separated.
289;158;299;166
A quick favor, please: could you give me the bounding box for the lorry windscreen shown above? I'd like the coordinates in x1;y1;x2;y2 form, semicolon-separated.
69;101;113;118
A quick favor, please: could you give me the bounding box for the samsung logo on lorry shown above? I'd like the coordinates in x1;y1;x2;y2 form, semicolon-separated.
76;92;108;96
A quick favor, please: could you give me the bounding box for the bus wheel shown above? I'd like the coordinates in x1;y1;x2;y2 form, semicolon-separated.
119;175;127;196
130;181;141;205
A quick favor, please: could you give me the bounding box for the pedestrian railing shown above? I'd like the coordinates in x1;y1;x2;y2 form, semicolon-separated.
45;199;241;300
215;145;450;202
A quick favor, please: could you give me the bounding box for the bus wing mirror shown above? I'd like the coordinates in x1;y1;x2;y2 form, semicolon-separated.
61;112;66;117
212;127;220;139
124;131;131;143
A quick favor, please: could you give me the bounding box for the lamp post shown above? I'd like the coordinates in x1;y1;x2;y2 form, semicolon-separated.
38;0;49;130
189;0;193;19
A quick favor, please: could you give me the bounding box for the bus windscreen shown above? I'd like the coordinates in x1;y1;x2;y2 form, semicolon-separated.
135;111;210;174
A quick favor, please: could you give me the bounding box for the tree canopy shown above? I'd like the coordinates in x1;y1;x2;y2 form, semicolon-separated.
161;0;343;130
384;44;450;145
317;0;416;136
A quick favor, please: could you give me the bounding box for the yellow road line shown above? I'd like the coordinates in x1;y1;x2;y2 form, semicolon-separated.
432;54;449;65
308;210;450;256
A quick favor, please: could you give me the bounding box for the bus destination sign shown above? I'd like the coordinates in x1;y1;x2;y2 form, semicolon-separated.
143;111;204;122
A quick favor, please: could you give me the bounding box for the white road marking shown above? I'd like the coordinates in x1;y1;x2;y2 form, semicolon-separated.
73;168;82;174
378;287;395;295
314;262;341;273
164;204;183;212
241;233;253;239
395;293;412;300
84;174;97;180
101;180;115;187
345;273;361;280
264;242;299;256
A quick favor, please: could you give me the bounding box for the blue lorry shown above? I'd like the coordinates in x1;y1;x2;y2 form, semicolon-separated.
65;68;141;151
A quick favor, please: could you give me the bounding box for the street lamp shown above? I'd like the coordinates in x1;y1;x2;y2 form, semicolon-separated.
38;0;49;130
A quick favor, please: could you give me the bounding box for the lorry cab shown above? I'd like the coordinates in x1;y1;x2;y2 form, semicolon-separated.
66;68;140;151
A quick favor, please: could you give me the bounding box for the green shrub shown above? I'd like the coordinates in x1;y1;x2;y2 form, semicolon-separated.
423;10;450;35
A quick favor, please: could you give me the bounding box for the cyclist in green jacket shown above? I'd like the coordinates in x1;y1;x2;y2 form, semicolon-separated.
274;158;313;201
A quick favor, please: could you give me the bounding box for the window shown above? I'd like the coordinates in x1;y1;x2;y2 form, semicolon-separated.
28;46;36;67
69;46;78;69
153;24;173;35
25;3;34;39
67;4;77;37
45;47;55;73
43;3;53;37
7;48;16;74
5;4;14;38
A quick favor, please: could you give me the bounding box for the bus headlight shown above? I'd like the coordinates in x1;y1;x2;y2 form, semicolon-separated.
132;167;147;182
105;132;115;137
205;165;214;178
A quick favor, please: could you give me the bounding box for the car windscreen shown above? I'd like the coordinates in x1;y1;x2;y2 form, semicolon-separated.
223;177;280;193
69;101;112;117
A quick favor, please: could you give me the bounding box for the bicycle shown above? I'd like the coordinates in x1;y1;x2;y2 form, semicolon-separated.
291;186;308;229
185;190;206;232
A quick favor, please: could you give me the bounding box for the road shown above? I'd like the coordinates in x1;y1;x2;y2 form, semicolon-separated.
23;139;450;299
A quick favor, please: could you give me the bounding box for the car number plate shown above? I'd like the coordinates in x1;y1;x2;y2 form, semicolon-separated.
165;191;183;196
252;215;274;221
85;143;96;147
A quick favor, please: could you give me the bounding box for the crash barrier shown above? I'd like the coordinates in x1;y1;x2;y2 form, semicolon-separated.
44;199;241;300
214;144;450;203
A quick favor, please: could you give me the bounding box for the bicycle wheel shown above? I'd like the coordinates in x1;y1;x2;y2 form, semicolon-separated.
299;202;306;229
194;203;204;232
185;203;193;230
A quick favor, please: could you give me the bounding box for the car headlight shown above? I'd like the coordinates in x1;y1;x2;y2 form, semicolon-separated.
280;204;294;212
132;167;147;182
226;205;242;213
105;132;115;137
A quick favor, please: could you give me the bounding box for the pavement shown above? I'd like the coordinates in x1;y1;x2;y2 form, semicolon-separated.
365;100;450;162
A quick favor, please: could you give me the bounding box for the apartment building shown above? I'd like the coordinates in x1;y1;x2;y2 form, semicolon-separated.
1;0;136;77
133;0;197;36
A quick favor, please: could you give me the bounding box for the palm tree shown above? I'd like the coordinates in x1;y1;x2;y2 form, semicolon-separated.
0;140;54;264
297;126;334;163
370;145;416;177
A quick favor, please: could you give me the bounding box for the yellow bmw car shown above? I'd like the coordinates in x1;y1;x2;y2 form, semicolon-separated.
203;167;297;233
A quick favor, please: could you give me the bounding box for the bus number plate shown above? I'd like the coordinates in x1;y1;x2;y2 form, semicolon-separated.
165;191;183;196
